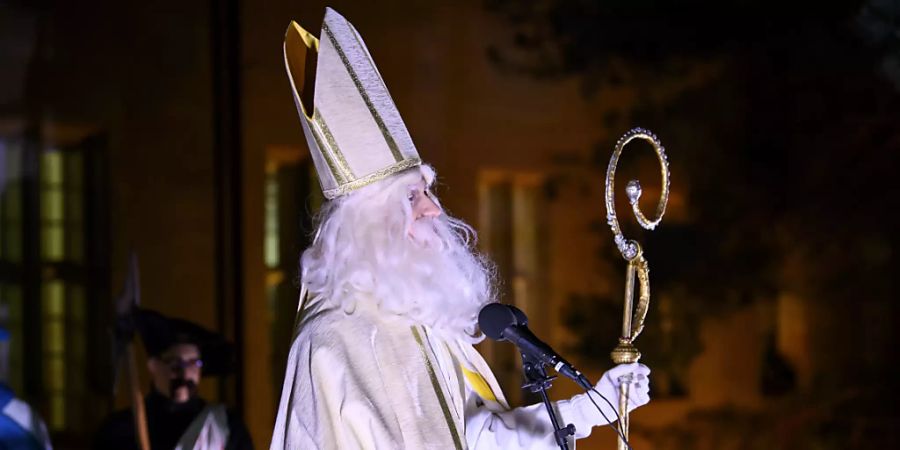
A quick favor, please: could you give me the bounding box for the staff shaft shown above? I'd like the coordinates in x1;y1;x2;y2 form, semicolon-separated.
125;344;150;450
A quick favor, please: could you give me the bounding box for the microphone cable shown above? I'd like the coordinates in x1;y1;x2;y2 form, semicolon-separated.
583;387;634;450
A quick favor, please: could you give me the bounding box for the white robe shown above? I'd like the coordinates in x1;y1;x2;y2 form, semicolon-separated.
271;294;607;449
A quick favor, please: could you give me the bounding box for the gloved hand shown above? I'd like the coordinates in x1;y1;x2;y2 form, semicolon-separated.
590;363;651;421
556;363;651;433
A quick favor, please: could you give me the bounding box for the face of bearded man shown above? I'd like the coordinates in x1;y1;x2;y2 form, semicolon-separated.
147;343;202;403
300;165;496;342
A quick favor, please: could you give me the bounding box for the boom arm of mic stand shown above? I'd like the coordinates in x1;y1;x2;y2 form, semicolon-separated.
520;353;575;450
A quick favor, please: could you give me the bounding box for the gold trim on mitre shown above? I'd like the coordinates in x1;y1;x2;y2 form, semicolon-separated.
283;8;422;199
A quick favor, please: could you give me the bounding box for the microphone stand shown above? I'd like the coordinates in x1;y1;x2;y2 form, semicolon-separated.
520;353;576;450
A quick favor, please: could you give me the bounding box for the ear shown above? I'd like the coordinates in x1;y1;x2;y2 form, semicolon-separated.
147;358;158;374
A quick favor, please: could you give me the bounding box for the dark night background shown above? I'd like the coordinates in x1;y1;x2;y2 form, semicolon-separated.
485;1;900;447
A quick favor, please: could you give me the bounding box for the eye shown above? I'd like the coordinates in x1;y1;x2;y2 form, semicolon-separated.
407;191;416;202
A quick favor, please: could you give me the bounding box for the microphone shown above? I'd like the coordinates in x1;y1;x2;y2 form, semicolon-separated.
479;303;592;390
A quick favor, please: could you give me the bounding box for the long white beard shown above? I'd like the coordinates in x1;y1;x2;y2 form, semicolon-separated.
301;167;496;342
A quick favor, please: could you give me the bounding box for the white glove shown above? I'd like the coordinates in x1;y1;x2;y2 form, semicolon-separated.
589;363;651;421
554;363;651;436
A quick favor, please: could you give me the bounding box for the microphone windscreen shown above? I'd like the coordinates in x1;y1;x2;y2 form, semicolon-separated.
478;303;517;341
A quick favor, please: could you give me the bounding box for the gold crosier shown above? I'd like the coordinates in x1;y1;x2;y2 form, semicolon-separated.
604;128;670;450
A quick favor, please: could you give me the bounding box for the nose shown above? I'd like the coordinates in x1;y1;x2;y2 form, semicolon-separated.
413;194;442;220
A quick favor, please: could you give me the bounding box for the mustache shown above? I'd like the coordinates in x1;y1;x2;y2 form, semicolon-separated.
408;218;446;248
169;378;198;395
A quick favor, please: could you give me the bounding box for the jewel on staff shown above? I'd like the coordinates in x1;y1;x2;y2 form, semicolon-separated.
604;127;670;450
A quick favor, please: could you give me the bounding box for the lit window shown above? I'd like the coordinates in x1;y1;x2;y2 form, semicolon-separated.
41;151;65;261
1;131;103;437
265;172;280;269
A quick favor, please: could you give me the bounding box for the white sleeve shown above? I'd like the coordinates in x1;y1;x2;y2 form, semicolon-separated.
463;385;611;449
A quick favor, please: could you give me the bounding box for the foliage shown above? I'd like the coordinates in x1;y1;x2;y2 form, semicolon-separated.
488;0;900;395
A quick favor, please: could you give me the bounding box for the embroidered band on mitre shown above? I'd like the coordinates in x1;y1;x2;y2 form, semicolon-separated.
284;8;422;199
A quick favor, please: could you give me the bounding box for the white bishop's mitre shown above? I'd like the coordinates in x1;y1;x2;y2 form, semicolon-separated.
284;8;422;199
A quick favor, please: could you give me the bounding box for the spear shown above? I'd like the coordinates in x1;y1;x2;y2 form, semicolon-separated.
604;128;670;450
111;252;151;450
